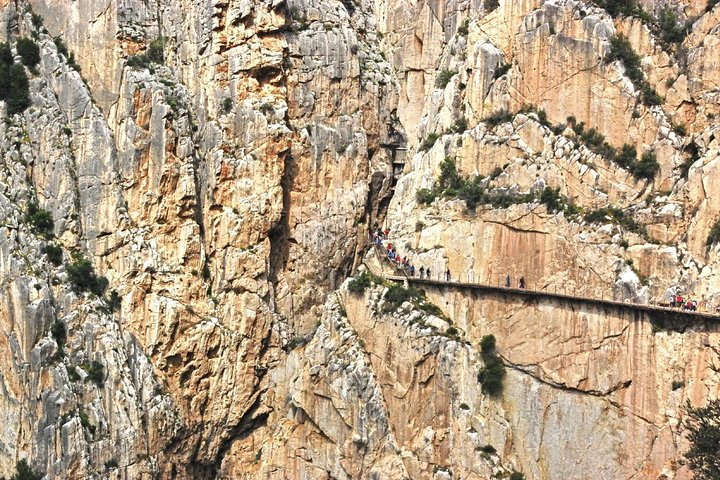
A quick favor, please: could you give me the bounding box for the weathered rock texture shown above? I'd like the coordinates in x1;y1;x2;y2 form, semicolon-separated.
0;0;719;479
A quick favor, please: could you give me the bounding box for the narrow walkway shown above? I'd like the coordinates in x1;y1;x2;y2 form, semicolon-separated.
386;276;720;321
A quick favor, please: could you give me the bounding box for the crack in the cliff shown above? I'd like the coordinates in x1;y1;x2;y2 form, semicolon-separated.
503;356;632;397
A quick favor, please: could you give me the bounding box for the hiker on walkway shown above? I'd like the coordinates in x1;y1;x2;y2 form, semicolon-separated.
419;266;425;278
676;294;683;308
519;276;525;289
410;265;415;276
446;268;451;281
505;274;511;288
426;268;431;279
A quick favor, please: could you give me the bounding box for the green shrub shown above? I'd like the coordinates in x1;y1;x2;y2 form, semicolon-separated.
632;150;659;180
485;0;500;12
31;13;43;29
9;459;43;480
657;6;688;46
126;37;166;69
285;335;309;351
708;0;719;12
25;203;54;237
16;38;40;68
480;444;496;454
222;97;233;113
416;188;436;205
478;334;505;396
105;459;119;470
707;219;720;246
419;132;440;152
671;380;685;390
450;116;468;133
436;69;456;89
67;256;108;296
0;63;31;115
683;399;720;480
79;410;96;434
478;355;505;396
53;37;68;57
493;62;511;79
672;123;687;136
417;301;443;316
446;326;459;336
383;283;415;310
50;320;67;348
606;34;662;106
42;243;63;265
348;271;383;295
484;109;512;127
438;157;462;191
510;472;525;480
457;19;469;36
615;144;637;169
480;334;496;355
0;43;13;65
539;187;563;213
584;206;647;236
85;360;104;387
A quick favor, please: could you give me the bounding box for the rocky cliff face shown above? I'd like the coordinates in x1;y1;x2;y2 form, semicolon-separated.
0;0;719;478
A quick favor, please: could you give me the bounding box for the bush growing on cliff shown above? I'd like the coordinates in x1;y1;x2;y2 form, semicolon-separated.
606;35;662;106
477;334;506;396
484;109;512;128
416;188;436;205
0;62;31;115
708;0;719;12
707;220;720;247
348;271;382;295
5;459;43;480
25;203;54;238
683;399;720;480
126;37;166;70
17;38;40;68
435;69;456;89
84;360;105;387
67;256;108;296
0;43;12;65
419;132;441;152
632;150;660;180
42;243;62;266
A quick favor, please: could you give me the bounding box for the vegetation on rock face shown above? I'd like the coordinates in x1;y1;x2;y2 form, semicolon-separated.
570;121;659;180
84;361;105;387
0;45;31;115
708;0;719;12
3;459;44;480
435;69;456;89
25;203;54;238
707;219;720;247
683;399;720;480
42;243;63;265
477;334;506;396
126;37;166;70
348;271;383;295
67;256;109;296
606;35;662;106
419;132;441;152
417;156;581;214
17;38;40;68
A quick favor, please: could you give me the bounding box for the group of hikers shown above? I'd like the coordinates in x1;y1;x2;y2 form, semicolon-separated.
372;227;516;285
372;228;420;277
369;227;714;314
670;294;698;311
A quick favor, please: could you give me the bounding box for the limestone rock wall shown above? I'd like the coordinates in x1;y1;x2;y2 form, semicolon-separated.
1;0;720;479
